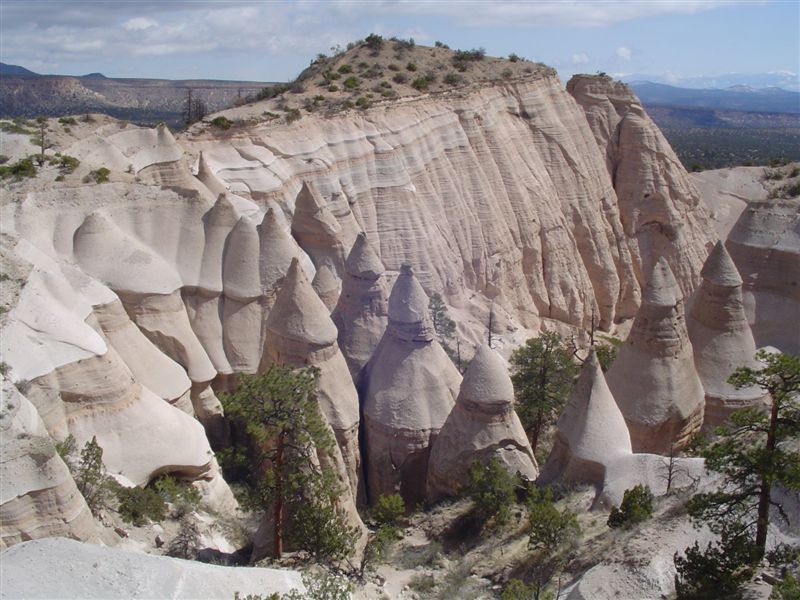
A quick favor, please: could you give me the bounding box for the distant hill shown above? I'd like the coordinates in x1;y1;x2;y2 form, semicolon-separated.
0;62;40;77
629;81;800;114
0;63;274;127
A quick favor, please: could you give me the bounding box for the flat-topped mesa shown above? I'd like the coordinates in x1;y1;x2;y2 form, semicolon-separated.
606;257;705;453
332;232;390;380
291;181;350;277
261;258;362;500
688;241;767;427
539;350;632;486
312;265;341;312
362;264;461;507
427;345;537;502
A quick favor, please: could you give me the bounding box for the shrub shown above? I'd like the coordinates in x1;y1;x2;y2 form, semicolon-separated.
116;485;167;526
509;53;521;62
464;458;516;525
153;474;201;517
327;84;339;92
443;73;464;86
355;96;370;109
253;84;289;101
285;108;302;123
168;515;200;559
765;168;785;181
337;64;352;74
84;167;110;183
0;155;8;164
434;40;450;49
340;100;354;110
406;62;417;72
674;532;759;599
387;63;400;71
453;48;486;63
607;484;654;528
392;73;408;84
365;33;384;52
210;116;232;130
502;68;513;79
343;76;359;89
372;493;405;526
501;579;534;600
527;487;580;549
789;166;800;178
58;116;78;125
56;154;79;174
771;573;800;600
0;158;36;180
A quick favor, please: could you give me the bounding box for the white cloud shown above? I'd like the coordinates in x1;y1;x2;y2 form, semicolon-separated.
122;17;158;31
571;53;590;65
616;46;633;61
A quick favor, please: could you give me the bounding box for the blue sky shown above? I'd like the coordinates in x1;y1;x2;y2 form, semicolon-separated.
1;1;798;88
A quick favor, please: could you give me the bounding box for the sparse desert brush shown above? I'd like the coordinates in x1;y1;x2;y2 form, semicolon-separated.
343;76;359;90
210;116;232;130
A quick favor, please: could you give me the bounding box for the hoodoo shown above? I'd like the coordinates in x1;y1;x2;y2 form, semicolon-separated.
332;232;390;380
312;265;341;312
261;258;362;500
291;182;352;277
687;241;767;427
606;257;705;453
539;349;631;486
427;345;537;502
362;265;461;506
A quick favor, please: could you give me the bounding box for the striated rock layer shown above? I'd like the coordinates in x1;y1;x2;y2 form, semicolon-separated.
189;74;713;331
427;345;537;502
362;265;461;506
687;241;768;427
606;258;705;453
567;75;714;297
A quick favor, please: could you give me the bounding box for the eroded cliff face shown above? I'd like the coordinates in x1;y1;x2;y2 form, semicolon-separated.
0;72;714;546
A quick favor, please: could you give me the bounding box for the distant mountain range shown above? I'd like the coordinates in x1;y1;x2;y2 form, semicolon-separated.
629;81;800;115
0;62;272;126
621;71;799;92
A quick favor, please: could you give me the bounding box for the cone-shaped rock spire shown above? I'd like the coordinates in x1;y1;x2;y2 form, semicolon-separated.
606;259;705;453
362;264;461;507
312;265;340;312
262;257;362;500
688;241;766;427
540;350;631;485
258;208;302;296
291;181;349;276
332;233;390;380
427;345;537;502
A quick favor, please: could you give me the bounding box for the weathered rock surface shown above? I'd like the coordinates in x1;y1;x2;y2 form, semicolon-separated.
362;265;461;506
539;350;631;487
0;378;100;548
0;538;304;599
687;241;768;427
567;75;714;298
332;232;390;381
725;198;800;354
312;264;341;312
606;258;705;453
427;345;537;502
261;258;362;500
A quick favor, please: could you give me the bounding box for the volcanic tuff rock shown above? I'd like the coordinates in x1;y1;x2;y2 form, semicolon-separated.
606;258;706;453
261;258;362;501
0;64;717;547
332;232;390;380
567;75;714;297
312;264;341;312
687;241;767;427
0;537;304;599
539;349;631;488
0;378;100;548
362;265;461;506
427;345;537;502
725;198;800;354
